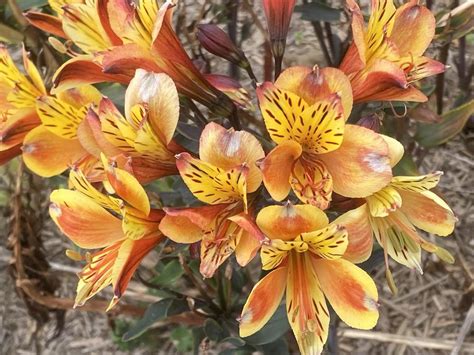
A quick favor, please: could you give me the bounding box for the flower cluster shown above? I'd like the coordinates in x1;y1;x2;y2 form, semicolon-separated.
0;0;457;353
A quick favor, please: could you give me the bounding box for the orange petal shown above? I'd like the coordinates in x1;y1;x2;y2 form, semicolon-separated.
399;190;456;236
0;109;40;151
24;11;67;38
52;55;130;93
260;142;302;202
101;154;150;215
276;66;353;119
160;205;227;243
235;231;262;267
390;1;435;57
286;253;329;355
56;85;102;109
0;145;21;165
49;189;124;249
124;69;179;146
380;134;404;167
313;258;379;329
110;236;163;307
334;205;374;263
22;126;87;177
256;203;328;241
83;107;124;157
319;124;392;198
406;57;445;82
239;267;287;337
199;122;264;193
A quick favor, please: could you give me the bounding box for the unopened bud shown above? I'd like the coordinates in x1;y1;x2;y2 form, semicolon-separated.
197;24;250;69
357;113;382;132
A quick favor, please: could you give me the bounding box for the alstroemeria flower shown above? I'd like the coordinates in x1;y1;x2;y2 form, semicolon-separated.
257;66;393;209
239;203;379;355
336;145;456;290
48;0;234;115
339;0;445;103
160;122;265;278
89;69;181;182
49;166;164;310
22;85;103;177
0;46;44;164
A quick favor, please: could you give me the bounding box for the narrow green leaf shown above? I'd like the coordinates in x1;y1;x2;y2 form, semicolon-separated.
0;23;23;43
204;318;229;342
152;259;184;286
415;100;474;147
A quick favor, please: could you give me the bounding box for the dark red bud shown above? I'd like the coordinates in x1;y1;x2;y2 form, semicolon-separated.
356;113;382;132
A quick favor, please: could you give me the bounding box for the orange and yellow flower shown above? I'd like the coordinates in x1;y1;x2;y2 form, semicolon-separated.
160;122;265;278
340;0;445;103
0;46;44;165
257;66;393;208
49;165;164;309
336;145;456;291
239;203;379;355
88;69;181;182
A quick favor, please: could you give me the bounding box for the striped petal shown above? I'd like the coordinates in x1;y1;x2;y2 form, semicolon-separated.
199;122;264;193
313;258;379;329
256;203;328;241
239;267;287;337
49;189;124;249
176;152;248;208
275;66;353;120
391;172;442;192
366;185;402;217
301;223;348;260
286;252;330;355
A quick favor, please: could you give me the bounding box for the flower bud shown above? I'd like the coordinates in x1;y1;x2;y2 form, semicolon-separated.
262;0;296;58
197;24;250;69
356;113;381;132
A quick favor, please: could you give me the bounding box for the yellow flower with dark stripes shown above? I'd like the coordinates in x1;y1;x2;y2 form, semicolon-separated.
239;203;379;355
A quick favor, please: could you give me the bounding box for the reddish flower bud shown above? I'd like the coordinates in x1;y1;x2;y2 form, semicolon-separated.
356;113;382;132
262;0;296;58
197;24;250;69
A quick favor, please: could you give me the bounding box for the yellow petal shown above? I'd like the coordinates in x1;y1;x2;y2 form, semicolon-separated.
391;172;442;192
36;95;87;139
176;152;248;208
313;258;379;329
366;185;402;217
199;122;264;193
22;126;87;177
301;223;348;260
239;267;287;337
256;203;328;241
380;134;404;167
261;238;306;270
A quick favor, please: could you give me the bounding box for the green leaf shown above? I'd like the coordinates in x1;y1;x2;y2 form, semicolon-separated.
122;298;188;341
220;337;246;347
204;318;229;342
392;153;419;176
0;23;23;43
152;259;184;286
435;2;474;43
243;305;290;346
295;1;342;22
415;99;474;147
171;326;194;353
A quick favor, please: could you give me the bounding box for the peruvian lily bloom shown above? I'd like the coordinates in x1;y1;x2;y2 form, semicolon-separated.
335;145;457;292
0;46;44;165
48;0;234;115
339;0;445;103
160;122;265;278
22;85;103;177
89;69;181;183
239;203;379;355
257;66;393;209
49;165;164;310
